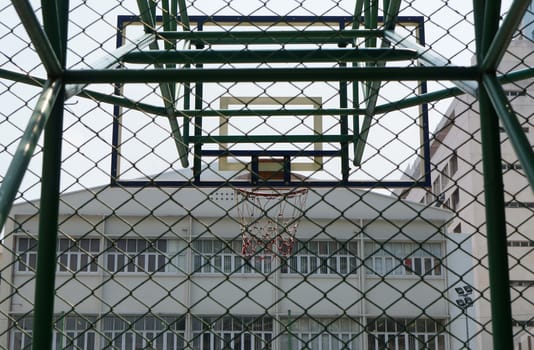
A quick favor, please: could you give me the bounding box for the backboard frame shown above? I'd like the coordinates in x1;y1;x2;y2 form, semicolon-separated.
110;15;431;188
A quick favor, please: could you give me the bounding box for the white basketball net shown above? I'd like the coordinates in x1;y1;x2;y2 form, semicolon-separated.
235;187;308;258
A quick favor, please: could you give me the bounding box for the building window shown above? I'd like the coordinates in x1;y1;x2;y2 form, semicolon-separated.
280;317;360;350
367;318;446;350
512;319;534;327
365;242;442;277
193;239;271;274
449;153;458;176
451;189;460;211
53;315;97;350
508;240;534;247
432;177;441;196
103;315;185;349
15;237;38;272
441;164;449;188
510;280;534;288
505;202;534;208
281;241;359;275
58;238;100;273
425;192;433;205
192;315;272;350
502;162;523;171
503;90;527;97
16;237;100;273
11;315;97;350
106;238;180;273
11;316;32;350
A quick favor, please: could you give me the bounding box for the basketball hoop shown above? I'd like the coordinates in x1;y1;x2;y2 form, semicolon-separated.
235;187;308;259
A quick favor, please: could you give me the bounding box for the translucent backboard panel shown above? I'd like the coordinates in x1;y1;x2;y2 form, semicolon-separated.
111;15;430;187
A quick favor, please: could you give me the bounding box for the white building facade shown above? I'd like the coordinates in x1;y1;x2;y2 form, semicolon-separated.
0;181;473;350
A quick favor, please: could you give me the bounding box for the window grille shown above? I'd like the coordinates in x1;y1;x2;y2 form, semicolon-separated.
366;318;447;350
192;316;272;350
105;239;170;273
192;240;272;274
281;317;361;350
15;237;99;273
364;242;442;277
102;315;186;349
280;241;359;275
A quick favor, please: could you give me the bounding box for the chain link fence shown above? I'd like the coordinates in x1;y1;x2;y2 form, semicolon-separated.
0;0;533;349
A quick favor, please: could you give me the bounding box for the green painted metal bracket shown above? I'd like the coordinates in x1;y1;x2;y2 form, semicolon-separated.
10;0;62;77
136;0;189;167
482;74;534;189
177;0;190;30
354;0;401;166
384;30;478;96
0;80;62;232
352;0;365;29
63;66;480;83
158;29;384;45
481;0;531;71
65;33;155;99
190;135;354;144
122;48;419;64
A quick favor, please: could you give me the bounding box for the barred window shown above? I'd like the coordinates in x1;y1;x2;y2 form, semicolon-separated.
281;241;359;275
11;317;32;350
192;315;273;350
58;238;100;273
53;315;97;350
365;242;443;277
11;316;97;350
105;239;174;273
449;153;458;176
508;240;534;247
193;239;272;274
15;237;38;272
367;318;446;350
102;315;186;349
280;317;360;350
15;237;99;273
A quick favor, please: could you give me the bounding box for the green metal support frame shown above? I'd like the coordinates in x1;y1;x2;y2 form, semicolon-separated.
31;0;69;349
474;1;514;350
0;2;533;347
0;80;62;231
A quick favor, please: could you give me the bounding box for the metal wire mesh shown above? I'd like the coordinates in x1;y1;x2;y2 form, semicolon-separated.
0;0;533;349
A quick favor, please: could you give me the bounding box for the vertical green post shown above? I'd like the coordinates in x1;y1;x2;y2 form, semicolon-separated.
473;0;514;349
32;0;68;349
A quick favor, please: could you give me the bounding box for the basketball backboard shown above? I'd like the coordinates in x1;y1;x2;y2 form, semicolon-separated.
110;15;431;188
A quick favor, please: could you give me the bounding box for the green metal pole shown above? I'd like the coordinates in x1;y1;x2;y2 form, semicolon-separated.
32;0;68;348
0;80;62;232
64;66;480;83
190;135;354;143
473;0;514;349
157;29;383;44
33;84;65;350
122;48;419;64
